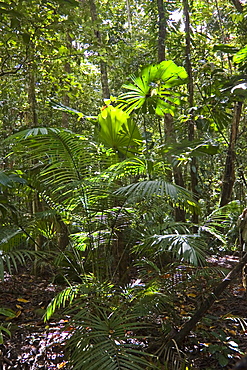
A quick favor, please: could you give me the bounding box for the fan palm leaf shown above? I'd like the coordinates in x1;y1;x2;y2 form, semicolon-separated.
118;61;188;116
96;105;142;157
114;180;198;213
146;233;206;266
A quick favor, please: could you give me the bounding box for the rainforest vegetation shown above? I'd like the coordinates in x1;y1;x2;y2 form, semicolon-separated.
1;0;247;369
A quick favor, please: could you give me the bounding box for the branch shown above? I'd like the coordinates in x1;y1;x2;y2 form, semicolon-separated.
165;252;247;347
0;64;24;77
230;0;243;13
0;49;29;77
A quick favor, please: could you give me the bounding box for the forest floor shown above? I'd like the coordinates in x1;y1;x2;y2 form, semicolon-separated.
0;268;68;369
0;256;247;370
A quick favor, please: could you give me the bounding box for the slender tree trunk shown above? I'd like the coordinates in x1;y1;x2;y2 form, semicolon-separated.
32;193;45;275
157;0;166;62
156;1;185;221
88;0;110;100
62;61;71;127
28;70;38;126
126;0;132;34
55;216;70;250
62;35;72;127
183;0;198;225
230;0;243;13
220;101;242;207
164;114;186;222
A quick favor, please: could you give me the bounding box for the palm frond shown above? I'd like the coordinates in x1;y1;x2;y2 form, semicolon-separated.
103;158;146;181
66;306;156;370
10;128;112;220
0;171;26;188
131;286;173;318
200;200;241;246
45;274;114;321
0;250;55;281
114;180;198;213
96;106;142;156
144;233;206;266
44;285;80;321
11;128;96;191
0;227;26;252
162;346;191;370
118;61;187;116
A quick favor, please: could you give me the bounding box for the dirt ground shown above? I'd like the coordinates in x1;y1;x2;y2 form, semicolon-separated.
0;269;69;369
0;256;247;369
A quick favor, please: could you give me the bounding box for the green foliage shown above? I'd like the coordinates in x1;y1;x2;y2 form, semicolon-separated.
0;308;17;344
1;0;247;367
45;275;168;369
9;127;104;209
201;328;241;368
163;139;220;160
0;171;26;188
233;45;247;65
200;201;242;250
114;180;198;213
66;306;155;370
118;61;187;116
142;233;206;266
97;105;142;157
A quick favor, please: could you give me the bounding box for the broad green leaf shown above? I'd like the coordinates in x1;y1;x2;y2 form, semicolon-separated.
213;44;239;54
233;45;247;64
97;106;142;156
118;60;187;115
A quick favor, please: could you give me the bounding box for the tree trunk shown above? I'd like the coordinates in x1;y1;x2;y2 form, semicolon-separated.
32;192;45;264
156;0;185;221
56;216;70;250
220;101;242;207
230;0;243;12
157;0;166;62
183;0;198;225
28;70;38;126
164;114;186;222
88;0;110;100
126;0;132;33
62;35;72;127
164;251;247;348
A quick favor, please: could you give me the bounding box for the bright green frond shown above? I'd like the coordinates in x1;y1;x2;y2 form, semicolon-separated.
148;233;206;266
118;61;187;115
97;106;142;156
114;180;198;213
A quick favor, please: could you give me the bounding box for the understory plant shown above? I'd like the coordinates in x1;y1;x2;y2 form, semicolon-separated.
1;59;243;369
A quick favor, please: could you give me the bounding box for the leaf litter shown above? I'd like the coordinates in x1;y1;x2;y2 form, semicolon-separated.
0;268;70;369
0;256;247;369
